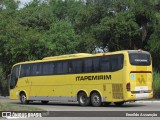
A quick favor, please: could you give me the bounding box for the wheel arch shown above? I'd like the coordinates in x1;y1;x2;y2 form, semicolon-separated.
19;90;28;100
77;90;89;98
90;90;103;100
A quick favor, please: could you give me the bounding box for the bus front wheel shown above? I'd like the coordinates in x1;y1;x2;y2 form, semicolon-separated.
20;92;29;104
78;92;90;106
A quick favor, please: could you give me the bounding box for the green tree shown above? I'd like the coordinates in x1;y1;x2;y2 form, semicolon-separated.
147;18;160;69
93;13;139;51
42;20;80;56
133;0;155;49
0;0;160;96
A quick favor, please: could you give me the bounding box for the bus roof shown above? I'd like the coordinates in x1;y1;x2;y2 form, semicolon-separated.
12;50;149;66
42;53;92;60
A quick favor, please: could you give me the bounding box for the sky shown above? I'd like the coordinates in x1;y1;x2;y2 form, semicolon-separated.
18;0;33;8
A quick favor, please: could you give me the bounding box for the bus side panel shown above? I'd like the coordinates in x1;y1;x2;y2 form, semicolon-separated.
28;76;73;100
10;77;31;100
10;88;19;100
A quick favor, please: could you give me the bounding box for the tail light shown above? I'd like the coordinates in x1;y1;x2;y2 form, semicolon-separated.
126;82;131;91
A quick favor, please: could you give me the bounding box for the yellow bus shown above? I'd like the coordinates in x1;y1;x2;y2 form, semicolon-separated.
9;50;153;107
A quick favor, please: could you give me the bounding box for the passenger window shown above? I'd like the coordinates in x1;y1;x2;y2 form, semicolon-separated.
43;62;55;75
101;57;111;72
62;61;68;74
72;60;83;73
31;63;42;76
84;59;93;73
20;64;31;77
56;62;63;74
111;58;118;71
93;58;100;72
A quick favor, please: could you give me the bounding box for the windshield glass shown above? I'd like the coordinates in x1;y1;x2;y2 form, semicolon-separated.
129;52;151;66
10;65;20;89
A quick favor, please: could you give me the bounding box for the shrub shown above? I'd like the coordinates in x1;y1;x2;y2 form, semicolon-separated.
153;71;160;99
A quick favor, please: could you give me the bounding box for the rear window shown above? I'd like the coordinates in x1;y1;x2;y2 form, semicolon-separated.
129;52;151;66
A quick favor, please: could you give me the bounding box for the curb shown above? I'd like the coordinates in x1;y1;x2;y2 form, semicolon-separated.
0;96;9;98
135;100;160;103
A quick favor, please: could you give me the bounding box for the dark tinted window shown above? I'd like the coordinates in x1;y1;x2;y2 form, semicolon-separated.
129;52;151;66
93;58;100;72
84;59;93;72
55;61;69;74
20;64;31;77
111;55;123;71
101;56;111;72
31;63;42;76
56;62;63;74
71;60;83;73
62;61;68;73
10;65;20;89
100;54;123;72
43;62;55;75
18;54;124;78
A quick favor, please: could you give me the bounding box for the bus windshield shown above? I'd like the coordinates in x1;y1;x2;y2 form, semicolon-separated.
129;52;151;66
10;65;20;89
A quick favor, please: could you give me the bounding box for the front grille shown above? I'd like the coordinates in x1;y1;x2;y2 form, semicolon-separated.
112;84;123;99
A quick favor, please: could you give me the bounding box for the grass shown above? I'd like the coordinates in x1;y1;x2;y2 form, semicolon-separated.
153;71;160;99
0;103;45;111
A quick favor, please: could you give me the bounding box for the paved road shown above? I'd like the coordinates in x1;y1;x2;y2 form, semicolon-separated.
21;101;160;111
1;98;160;111
1;98;160;119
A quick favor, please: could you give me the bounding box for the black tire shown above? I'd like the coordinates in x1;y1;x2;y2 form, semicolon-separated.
41;101;49;104
20;93;29;104
91;92;102;107
114;102;124;106
78;92;90;106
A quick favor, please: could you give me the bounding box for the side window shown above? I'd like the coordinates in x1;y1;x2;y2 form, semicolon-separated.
31;63;42;76
62;61;68;74
101;56;111;72
43;62;55;75
101;54;124;72
56;62;63;74
69;61;73;73
71;60;83;73
10;65;20;89
93;57;100;72
56;61;69;74
20;64;31;77
117;54;124;69
84;58;93;73
110;54;123;71
110;57;118;71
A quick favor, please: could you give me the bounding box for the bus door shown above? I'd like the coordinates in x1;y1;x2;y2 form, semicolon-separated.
19;64;32;97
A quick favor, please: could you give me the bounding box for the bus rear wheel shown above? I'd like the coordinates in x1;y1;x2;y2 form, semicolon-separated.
78;92;90;106
20;93;29;104
91;92;101;107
